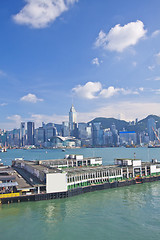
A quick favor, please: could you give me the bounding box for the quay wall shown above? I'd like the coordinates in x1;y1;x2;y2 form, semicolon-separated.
1;176;160;204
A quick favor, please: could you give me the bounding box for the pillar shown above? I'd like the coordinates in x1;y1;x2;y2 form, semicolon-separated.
127;167;129;179
133;168;135;178
145;166;147;176
140;167;142;177
121;168;123;178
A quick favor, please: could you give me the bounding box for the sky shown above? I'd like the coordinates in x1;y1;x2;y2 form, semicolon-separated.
1;0;160;129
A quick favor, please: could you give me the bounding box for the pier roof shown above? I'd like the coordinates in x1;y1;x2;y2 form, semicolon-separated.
64;165;122;176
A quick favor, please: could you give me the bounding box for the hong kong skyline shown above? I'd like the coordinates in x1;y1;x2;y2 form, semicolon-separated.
1;0;160;130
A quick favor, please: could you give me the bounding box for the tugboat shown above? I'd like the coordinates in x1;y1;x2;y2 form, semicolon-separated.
135;175;142;184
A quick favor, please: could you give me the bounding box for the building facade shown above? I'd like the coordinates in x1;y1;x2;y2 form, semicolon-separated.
69;105;77;136
27;122;35;145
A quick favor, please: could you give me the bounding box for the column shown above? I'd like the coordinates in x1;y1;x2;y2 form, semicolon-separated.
140;167;142;177
145;166;147;176
133;168;135;178
127;167;129;179
121;168;123;178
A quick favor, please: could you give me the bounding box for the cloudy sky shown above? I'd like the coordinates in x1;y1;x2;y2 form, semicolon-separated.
1;0;160;129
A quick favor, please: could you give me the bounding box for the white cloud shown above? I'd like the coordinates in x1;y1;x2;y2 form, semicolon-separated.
13;0;78;28
92;57;100;66
100;86;138;98
95;20;147;52
148;65;155;71
20;93;44;103
72;82;102;99
154;76;160;81
100;86;120;98
132;61;137;67
151;30;160;37
139;87;144;91
0;103;8;107
7;115;22;127
31;113;68;126
73;82;139;99
155;52;160;65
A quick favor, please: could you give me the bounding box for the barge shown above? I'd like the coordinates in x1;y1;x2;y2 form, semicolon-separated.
0;155;160;204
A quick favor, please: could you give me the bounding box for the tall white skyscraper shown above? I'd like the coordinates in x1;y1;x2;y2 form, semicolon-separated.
69;105;77;136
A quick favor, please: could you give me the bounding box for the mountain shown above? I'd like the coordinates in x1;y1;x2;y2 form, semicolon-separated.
88;117;128;131
88;115;160;133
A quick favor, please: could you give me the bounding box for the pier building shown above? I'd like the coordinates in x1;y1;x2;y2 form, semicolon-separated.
11;155;160;194
1;155;160;204
12;155;102;193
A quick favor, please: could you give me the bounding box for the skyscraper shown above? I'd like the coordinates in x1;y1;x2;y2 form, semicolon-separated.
92;122;103;146
69;105;77;136
27;122;35;145
20;122;25;146
62;121;69;137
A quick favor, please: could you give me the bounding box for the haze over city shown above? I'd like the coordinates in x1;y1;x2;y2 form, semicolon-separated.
1;0;160;129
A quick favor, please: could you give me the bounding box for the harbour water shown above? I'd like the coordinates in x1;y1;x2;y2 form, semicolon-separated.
0;148;160;240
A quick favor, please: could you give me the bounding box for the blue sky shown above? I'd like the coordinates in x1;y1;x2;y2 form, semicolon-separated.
1;0;160;129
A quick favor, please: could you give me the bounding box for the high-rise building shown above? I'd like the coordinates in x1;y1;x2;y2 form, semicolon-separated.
27;122;35;145
111;123;118;146
147;118;156;141
103;129;113;146
69;105;77;136
44;123;57;142
62;121;69;137
78;123;87;139
92;122;103;146
20;122;25;146
35;127;45;146
86;124;92;139
119;131;137;145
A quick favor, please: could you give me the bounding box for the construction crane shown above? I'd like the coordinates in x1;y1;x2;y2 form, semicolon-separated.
152;127;160;143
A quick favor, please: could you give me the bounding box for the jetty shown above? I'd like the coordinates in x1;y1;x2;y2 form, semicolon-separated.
0;155;160;204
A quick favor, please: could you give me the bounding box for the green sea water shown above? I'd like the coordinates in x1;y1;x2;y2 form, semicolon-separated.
0;148;160;240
